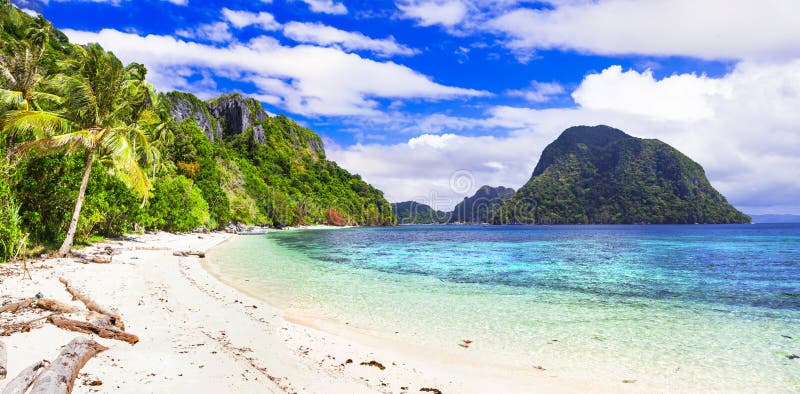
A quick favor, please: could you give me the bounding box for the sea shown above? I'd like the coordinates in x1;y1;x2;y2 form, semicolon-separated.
207;224;800;391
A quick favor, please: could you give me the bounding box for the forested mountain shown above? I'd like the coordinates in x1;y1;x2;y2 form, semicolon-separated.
391;201;449;224
449;185;514;223
497;125;751;224
0;3;393;259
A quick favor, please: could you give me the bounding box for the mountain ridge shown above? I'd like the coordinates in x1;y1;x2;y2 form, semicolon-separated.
499;125;750;224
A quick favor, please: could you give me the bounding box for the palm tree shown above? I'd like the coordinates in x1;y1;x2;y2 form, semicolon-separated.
18;43;155;256
0;24;64;159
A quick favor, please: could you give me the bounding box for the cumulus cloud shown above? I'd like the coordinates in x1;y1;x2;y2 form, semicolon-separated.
487;0;800;61
329;61;800;213
62;29;487;116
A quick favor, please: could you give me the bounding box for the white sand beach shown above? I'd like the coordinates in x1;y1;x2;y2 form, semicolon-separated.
0;232;629;393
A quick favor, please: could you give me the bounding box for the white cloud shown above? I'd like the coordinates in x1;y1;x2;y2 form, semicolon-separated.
488;0;800;61
328;61;800;213
294;0;347;15
397;0;468;27
175;22;232;43
62;29;487;116
572;66;729;122
282;21;418;57
508;80;564;103
222;8;281;31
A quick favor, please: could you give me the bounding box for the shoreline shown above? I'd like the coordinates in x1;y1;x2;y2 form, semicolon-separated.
0;231;627;393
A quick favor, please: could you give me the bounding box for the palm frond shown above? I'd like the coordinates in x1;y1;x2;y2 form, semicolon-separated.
0;89;25;109
1;109;70;140
14;128;93;158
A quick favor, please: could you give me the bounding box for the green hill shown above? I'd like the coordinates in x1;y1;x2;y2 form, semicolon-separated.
450;185;514;223
0;3;392;257
391;201;449;224
498;125;750;224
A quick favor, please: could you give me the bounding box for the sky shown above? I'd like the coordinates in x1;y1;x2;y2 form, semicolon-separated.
12;0;800;213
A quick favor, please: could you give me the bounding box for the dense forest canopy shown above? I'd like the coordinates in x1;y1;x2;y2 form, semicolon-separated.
0;2;393;260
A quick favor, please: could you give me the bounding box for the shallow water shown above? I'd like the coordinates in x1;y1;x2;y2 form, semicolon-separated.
208;224;800;391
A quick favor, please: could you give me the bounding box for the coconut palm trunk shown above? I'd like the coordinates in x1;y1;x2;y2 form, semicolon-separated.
58;147;94;256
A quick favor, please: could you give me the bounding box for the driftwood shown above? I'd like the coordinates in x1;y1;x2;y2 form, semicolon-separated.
0;298;78;316
91;315;116;331
48;316;138;345
0;339;5;379
0;315;53;336
0;299;34;314
35;299;80;314
69;251;111;264
1;360;47;394
58;277;124;330
172;250;206;258
134;246;169;251
28;337;107;394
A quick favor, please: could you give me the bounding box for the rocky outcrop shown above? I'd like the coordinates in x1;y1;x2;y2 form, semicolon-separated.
163;91;222;141
207;94;268;138
164;91;327;159
165;92;269;143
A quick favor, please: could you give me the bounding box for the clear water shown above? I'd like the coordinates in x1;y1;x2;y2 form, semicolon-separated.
208;224;800;391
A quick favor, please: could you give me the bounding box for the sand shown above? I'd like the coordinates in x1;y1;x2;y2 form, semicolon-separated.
0;231;626;393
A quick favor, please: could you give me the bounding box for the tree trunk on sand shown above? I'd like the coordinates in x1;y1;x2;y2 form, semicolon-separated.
0;298;79;314
59;277;124;330
58;148;95;257
1;360;47;394
0;339;6;380
48;316;138;345
28;337;107;394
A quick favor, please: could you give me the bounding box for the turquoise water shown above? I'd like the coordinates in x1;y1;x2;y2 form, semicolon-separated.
208;224;800;391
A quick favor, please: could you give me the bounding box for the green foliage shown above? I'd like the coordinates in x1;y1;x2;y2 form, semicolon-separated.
450;186;514;224
13;154;142;246
0;3;395;260
392;201;447;224
143;175;209;232
0;161;23;261
499;126;751;224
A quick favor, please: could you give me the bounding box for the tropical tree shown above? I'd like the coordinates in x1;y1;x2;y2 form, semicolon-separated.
17;43;155;256
0;24;64;158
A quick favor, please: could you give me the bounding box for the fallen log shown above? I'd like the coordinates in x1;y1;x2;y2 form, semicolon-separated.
91;315;116;331
1;360;47;394
35;299;80;314
58;277;124;330
172;250;206;258
48;316;138;345
0;298;79;316
0;339;6;379
0;299;34;314
69;251;111;264
28;337;107;394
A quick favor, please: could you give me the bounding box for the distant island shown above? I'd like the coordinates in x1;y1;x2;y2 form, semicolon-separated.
395;126;750;225
393;185;514;224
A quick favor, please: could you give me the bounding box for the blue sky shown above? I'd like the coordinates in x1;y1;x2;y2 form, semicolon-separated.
13;0;800;213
